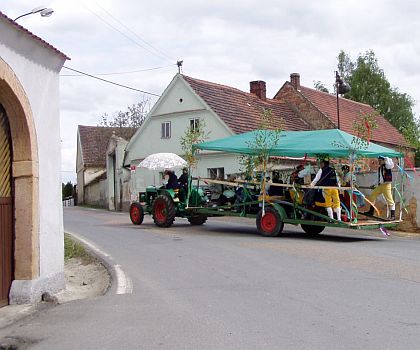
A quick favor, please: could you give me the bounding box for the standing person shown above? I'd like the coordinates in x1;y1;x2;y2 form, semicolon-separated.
363;156;395;220
310;159;341;221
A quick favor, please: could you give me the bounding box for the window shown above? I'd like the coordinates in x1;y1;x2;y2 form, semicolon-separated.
208;167;224;179
161;122;171;139
190;118;200;131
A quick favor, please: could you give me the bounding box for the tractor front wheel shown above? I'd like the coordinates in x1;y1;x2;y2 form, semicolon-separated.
152;195;176;227
129;202;144;225
256;207;284;237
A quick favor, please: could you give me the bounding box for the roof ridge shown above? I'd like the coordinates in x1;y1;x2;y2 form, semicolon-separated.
299;85;374;109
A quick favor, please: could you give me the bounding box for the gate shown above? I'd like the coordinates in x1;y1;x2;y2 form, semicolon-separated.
0;107;13;307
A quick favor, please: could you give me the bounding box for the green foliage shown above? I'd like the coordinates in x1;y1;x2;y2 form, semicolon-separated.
62;181;73;199
313;80;330;93
99;100;149;128
180;119;209;168
239;109;283;178
337;50;420;164
351;112;378;151
64;234;90;261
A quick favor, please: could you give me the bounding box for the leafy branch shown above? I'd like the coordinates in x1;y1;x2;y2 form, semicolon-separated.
180;119;209;168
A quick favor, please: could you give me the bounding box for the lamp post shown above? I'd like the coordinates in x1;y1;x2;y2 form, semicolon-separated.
335;71;351;129
14;6;54;21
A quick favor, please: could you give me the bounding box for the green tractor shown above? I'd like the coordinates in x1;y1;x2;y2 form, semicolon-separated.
129;184;209;228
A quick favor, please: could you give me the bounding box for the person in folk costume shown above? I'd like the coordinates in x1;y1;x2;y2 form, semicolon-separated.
310;158;341;221
363;156;396;220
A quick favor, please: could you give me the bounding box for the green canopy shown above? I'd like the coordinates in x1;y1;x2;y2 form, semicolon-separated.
194;129;403;158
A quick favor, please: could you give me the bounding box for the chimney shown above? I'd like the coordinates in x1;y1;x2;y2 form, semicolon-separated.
250;80;266;101
290;73;300;90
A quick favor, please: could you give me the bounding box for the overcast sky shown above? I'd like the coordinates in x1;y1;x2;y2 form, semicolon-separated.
2;0;420;183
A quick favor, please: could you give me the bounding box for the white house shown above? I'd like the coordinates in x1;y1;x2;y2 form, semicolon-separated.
124;73;310;192
0;12;69;305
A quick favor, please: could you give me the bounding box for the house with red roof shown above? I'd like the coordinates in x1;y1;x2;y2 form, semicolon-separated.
76;125;137;210
274;73;411;165
124;74;311;191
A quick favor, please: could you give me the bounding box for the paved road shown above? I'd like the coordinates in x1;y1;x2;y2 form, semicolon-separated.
1;206;420;349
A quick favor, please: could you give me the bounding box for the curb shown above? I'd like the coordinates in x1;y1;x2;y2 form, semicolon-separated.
64;231;133;295
64;232;116;295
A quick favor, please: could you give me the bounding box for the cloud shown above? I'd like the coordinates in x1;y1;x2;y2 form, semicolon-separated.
2;0;420;183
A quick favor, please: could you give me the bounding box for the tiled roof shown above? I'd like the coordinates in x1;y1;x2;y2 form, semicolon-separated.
298;85;408;147
78;125;137;167
182;75;311;133
0;11;70;60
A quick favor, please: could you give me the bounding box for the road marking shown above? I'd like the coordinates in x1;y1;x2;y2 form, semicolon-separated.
115;264;133;294
65;231;133;295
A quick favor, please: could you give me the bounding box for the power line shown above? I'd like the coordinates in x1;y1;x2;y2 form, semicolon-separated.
60;64;176;77
62;66;161;96
83;4;173;64
92;1;175;63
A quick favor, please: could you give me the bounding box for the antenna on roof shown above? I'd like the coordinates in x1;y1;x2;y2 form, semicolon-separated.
177;60;183;74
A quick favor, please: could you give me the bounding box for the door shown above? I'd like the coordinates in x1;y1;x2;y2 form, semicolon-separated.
0;106;13;307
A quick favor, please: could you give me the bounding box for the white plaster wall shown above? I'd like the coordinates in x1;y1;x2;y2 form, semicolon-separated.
0;20;66;280
125;76;232;162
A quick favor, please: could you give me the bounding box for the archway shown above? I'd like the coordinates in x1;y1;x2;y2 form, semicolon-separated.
0;57;39;305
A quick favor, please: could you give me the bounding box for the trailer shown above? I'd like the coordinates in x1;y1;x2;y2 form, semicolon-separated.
130;129;405;237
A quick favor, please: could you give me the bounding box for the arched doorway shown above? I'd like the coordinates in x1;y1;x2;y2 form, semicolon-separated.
0;105;13;307
0;57;39;305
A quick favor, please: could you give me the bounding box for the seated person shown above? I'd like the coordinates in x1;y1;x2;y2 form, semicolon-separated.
268;176;284;197
164;170;179;190
289;165;305;185
178;168;189;191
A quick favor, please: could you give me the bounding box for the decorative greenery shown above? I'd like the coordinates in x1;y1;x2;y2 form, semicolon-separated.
351;111;378;151
180;118;209;168
239;109;283;179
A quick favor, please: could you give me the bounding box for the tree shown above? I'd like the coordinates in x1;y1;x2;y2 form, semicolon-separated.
337;50;420;164
313;80;330;93
98;100;149;128
62;181;73;199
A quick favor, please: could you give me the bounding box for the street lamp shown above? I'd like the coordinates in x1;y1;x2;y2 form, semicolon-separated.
14;6;54;21
335;71;351;129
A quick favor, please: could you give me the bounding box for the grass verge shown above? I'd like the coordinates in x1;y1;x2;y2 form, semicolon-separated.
64;233;95;264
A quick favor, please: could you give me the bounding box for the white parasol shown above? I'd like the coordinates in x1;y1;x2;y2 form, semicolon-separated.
138;152;187;171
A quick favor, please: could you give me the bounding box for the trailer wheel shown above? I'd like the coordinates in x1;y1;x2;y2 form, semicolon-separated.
130;202;144;225
256;207;284;237
152;195;176;227
301;214;325;235
188;215;207;225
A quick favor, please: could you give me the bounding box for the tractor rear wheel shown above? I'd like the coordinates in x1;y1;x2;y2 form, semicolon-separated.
129;202;144;225
256;207;284;237
152;195;176;227
188;215;207;225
